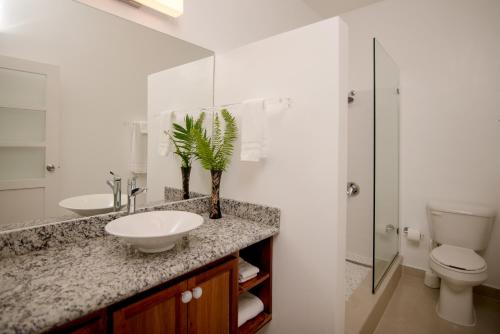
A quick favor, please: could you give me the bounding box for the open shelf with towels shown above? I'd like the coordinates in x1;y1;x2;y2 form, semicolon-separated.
238;312;272;334
237;237;273;334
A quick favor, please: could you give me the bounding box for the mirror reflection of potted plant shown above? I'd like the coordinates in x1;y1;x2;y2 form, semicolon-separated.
194;109;238;219
166;113;205;200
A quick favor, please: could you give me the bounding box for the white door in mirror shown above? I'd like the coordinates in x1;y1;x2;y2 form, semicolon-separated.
105;211;204;253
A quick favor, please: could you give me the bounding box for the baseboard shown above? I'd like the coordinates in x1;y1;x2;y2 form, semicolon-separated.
402;265;500;301
402;265;425;278
474;284;500;301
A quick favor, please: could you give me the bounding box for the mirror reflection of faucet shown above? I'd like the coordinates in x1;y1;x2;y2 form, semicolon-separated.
106;171;122;211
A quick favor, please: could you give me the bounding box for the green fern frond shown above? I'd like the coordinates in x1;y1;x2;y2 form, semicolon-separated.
167;112;206;168
194;109;238;172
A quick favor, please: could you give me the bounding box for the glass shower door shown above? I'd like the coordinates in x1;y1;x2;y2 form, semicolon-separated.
372;39;400;292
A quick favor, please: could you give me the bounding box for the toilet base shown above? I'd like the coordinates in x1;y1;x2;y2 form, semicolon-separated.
436;279;476;326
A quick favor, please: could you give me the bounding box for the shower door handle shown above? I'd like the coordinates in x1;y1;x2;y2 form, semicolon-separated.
347;182;360;197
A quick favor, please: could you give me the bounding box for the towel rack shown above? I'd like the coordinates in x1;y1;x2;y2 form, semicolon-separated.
152;97;292;118
123;120;147;127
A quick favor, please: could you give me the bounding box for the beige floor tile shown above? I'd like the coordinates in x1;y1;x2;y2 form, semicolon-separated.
373;275;500;334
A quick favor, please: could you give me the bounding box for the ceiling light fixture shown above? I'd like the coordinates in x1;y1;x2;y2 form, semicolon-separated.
119;0;184;18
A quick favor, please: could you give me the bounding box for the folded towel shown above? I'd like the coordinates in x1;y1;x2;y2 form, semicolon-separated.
240;99;266;162
239;258;260;283
240;273;257;283
129;122;147;174
238;292;264;327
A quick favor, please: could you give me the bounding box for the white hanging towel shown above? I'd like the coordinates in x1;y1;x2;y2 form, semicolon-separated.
129;122;148;174
138;120;148;134
262;98;288;156
158;110;175;156
240;99;267;162
238;292;264;327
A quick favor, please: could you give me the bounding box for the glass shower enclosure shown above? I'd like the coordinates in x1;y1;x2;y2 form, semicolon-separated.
372;39;400;292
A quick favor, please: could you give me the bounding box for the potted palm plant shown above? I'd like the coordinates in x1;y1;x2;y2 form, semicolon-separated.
167;113;205;200
194;109;237;219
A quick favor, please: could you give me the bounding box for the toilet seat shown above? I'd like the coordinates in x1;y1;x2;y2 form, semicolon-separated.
430;245;486;273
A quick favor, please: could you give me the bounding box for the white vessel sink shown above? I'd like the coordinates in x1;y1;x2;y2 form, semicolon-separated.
105;211;204;253
59;194;127;216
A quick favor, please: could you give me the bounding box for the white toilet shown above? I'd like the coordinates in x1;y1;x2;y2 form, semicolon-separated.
427;201;495;326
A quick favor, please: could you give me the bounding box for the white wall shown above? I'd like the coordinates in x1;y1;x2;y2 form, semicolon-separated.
342;0;500;288
216;18;348;334
209;18;349;333
0;0;212;217
77;0;321;52
147;57;214;202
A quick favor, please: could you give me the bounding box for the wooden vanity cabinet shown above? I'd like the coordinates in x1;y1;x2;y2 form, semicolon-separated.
47;237;274;334
112;281;188;334
186;258;239;334
112;257;238;334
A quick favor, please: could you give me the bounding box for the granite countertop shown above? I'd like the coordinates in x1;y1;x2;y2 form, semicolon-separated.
0;198;280;334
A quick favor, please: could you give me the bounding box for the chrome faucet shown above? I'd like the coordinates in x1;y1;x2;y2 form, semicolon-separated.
106;171;122;212
127;177;147;214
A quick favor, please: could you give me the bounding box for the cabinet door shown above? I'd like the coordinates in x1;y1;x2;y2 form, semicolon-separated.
113;281;188;334
187;258;238;334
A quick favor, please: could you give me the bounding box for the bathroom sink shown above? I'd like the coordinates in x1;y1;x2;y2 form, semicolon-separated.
105;211;204;253
59;194;127;216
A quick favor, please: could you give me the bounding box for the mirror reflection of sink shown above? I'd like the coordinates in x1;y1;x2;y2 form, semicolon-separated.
59;194;127;216
105;211;204;253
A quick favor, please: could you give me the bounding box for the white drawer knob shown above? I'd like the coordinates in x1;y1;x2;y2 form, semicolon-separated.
193;287;203;299
181;291;192;303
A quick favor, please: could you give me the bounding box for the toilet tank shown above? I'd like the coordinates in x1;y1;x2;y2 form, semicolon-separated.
427;201;495;251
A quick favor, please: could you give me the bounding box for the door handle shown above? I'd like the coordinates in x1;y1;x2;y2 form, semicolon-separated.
192;287;203;299
46;164;56;172
347;182;360;197
181;291;192;303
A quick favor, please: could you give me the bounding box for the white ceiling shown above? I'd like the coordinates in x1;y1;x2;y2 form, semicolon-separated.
301;0;384;18
76;0;385;52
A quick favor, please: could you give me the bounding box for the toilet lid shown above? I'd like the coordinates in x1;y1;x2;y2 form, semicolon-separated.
431;245;486;271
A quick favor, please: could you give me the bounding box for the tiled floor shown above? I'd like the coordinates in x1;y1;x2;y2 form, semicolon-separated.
374;274;500;334
346;261;371;301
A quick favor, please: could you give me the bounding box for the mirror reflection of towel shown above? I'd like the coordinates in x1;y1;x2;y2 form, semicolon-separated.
158;111;174;156
129;121;147;174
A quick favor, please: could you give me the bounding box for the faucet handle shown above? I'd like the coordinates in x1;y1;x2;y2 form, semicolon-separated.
109;171;121;181
130;187;147;197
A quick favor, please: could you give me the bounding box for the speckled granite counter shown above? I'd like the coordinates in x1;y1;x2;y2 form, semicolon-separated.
0;197;280;334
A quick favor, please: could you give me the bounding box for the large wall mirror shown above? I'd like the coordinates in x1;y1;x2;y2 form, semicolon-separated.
0;0;214;231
